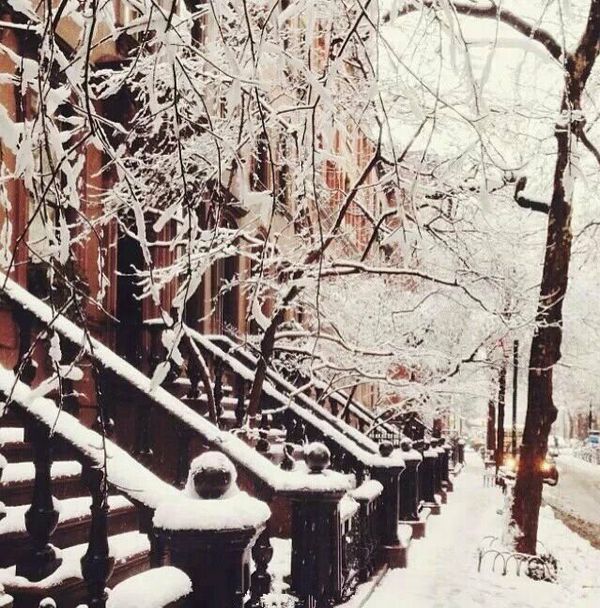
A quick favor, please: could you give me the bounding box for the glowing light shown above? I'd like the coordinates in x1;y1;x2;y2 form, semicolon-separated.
541;461;552;473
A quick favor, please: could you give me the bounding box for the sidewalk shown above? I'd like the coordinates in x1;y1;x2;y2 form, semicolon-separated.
344;454;600;608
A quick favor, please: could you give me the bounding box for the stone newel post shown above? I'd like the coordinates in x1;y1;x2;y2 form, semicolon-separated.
371;441;405;568
154;452;270;608
289;443;346;608
398;439;425;538
419;440;441;515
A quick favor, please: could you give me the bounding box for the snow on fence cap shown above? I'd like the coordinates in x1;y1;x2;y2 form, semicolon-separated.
106;567;192;608
154;492;270;532
350;479;383;502
153;451;270;532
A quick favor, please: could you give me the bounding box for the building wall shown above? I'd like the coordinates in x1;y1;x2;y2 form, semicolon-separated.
0;1;402;420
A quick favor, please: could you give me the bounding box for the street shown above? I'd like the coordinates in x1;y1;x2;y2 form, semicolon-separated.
543;455;600;548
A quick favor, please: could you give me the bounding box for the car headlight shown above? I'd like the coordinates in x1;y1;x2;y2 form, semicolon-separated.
541;461;551;473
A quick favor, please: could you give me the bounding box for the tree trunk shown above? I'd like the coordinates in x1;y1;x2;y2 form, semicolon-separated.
246;308;285;424
246;286;299;425
511;114;572;555
495;360;506;469
509;0;600;556
486;399;496;453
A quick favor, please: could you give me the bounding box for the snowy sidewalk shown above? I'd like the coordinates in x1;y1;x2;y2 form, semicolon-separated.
344;455;600;608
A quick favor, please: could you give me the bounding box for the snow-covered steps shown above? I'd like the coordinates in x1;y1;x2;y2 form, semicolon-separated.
0;531;151;608
0;427;74;464
0;427;29;463
0;428;24;445
1;461;84;506
0;495;138;568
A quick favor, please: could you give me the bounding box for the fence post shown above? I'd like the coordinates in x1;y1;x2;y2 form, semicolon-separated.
441;439;453;492
419;440;441;515
155;452;270;608
16;421;62;581
352;481;383;583
431;439;446;504
458;439;465;466
398;439;425;538
289;443;347;608
371;441;405;568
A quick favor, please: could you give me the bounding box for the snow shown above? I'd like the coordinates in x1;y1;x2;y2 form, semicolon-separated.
154;454;270;535
0;531;150;589
0;366;178;509
154;490;270;532
1;461;81;484
398;523;413;548
398;447;423;464
183;452;238;499
154;454;271;532
340;495;360;520
544;454;600;528
0;275;351;495
0;495;131;535
0;592;12;607
191;331;405;470
558;454;600;476
350;479;383;501
204;333;387;449
106;567;192;608
0;428;24;444
341;456;600;608
269;537;292;595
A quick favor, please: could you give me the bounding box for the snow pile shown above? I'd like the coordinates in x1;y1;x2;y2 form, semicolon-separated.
154;490;270;533
106;567;192;608
153;491;270;532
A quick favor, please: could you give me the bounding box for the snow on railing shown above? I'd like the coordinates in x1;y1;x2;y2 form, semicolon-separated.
0;366;178;509
0;272;351;494
192;332;404;469
202;333;383;451
307;373;398;435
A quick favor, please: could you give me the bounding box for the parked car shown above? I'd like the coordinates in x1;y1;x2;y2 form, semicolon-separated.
586;430;600;447
500;454;559;486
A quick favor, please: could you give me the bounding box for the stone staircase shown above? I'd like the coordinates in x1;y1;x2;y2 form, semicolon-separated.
0;272;465;608
0;409;170;607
